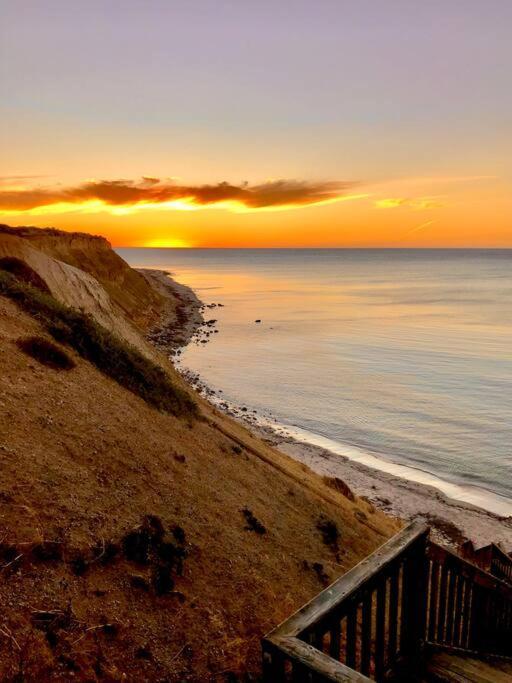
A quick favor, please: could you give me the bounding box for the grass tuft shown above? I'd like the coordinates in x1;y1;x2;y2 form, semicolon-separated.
0;269;197;417
16;336;76;371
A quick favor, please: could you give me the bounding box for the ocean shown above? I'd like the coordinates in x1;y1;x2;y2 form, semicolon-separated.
119;248;512;515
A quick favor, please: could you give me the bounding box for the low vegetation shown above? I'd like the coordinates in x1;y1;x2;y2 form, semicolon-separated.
0;257;51;293
316;516;341;560
0;269;197;417
241;507;267;534
322;475;355;501
16;336;76;371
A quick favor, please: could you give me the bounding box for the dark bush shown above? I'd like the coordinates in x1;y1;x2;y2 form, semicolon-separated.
317;517;340;549
16;336;76;370
0;270;197;417
122;528;153;565
312;562;330;586
122;515;187;593
241;508;267;535
172;525;186;545
31;541;64;562
152;564;174;595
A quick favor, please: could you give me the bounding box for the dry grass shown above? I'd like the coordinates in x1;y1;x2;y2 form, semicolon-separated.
0;285;399;681
0;270;196;417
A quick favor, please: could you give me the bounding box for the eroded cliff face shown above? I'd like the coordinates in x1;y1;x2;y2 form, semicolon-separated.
0;225;165;356
0;224;163;328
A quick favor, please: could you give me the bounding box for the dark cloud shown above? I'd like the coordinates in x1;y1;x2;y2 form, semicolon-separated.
0;177;360;212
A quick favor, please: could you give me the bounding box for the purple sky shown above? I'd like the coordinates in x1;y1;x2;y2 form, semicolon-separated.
1;1;511;246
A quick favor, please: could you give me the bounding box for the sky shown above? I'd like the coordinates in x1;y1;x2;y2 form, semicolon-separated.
1;0;511;247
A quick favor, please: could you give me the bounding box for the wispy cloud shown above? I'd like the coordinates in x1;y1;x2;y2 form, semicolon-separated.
0;175;48;183
399;175;497;185
375;197;443;210
404;219;437;237
0;177;364;215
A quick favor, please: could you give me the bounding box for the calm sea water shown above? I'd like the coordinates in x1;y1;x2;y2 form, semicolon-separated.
119;248;512;514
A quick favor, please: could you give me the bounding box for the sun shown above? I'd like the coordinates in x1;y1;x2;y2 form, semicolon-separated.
142;237;192;248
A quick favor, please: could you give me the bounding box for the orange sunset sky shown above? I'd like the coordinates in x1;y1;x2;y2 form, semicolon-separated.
1;2;511;248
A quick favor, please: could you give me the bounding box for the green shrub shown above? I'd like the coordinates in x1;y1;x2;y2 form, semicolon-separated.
0;270;197;417
16;336;76;370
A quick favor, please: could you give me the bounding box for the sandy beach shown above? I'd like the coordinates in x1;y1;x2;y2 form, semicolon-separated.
258;425;512;549
145;268;512;553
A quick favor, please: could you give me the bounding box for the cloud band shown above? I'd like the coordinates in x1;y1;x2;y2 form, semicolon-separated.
0;177;360;214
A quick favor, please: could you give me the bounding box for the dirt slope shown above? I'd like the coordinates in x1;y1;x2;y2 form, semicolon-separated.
0;227;399;681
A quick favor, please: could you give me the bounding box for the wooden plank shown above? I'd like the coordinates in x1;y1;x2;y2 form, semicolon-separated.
415;542;429;645
262;641;287;681
388;565;399;660
453;576;468;647
329;619;341;662
436;562;449;644
375;578;387;678
468;585;483;651
400;556;412;653
345;604;357;670
360;592;372;676
428;561;440;642
445;570;457;645
460;581;472;649
269;636;373;682
268;521;429;639
426;650;512;683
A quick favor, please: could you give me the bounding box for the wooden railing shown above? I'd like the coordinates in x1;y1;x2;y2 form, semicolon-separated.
460;540;512;585
426;542;512;657
489;543;512;584
262;521;512;682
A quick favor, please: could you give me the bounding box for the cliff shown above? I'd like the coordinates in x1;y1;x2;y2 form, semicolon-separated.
0;224;163;329
0;225;399;681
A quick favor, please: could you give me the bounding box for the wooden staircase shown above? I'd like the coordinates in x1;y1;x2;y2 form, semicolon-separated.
421;650;512;682
262;522;512;682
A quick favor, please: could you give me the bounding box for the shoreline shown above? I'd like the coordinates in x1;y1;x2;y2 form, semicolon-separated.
144;268;512;550
187;377;512;550
139;268;208;353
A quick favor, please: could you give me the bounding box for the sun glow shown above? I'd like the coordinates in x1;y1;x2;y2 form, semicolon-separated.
143;237;192;248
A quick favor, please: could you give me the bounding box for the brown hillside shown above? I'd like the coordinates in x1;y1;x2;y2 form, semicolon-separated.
0;229;399;681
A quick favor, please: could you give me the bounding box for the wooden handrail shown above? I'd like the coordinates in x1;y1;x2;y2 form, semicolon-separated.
489;543;512;583
264;636;372;682
268;520;428;640
263;521;429;681
263;521;512;681
426;540;512;658
428;542;512;597
460;540;512;584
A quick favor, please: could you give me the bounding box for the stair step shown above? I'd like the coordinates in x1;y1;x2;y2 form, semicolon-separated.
423;650;512;683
